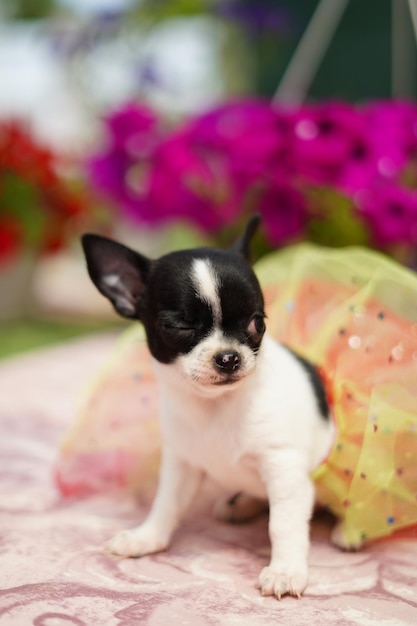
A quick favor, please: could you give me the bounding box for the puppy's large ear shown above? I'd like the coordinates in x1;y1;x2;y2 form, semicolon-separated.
231;214;261;262
81;234;151;320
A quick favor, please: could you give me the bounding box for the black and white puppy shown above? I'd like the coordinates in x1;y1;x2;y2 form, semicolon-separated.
82;216;334;600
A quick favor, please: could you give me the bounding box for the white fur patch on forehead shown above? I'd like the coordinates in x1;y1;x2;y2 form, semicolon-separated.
191;258;222;324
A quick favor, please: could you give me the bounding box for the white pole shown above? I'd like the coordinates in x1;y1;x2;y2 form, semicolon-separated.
392;0;415;97
407;0;417;40
272;0;350;106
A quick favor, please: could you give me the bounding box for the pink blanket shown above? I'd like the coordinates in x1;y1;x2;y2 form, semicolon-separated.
1;333;417;625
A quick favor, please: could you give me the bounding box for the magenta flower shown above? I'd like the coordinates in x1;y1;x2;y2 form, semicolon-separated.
332;101;417;198
146;100;292;232
87;102;163;223
257;174;307;246
289;102;371;188
358;182;417;246
365;101;417;178
104;102;159;152
188;99;291;181
86;97;417;257
147;129;243;231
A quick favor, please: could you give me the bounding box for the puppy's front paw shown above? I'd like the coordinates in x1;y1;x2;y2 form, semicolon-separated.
257;563;308;600
105;526;168;558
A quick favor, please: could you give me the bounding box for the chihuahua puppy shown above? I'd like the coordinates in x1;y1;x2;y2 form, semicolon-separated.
82;216;334;599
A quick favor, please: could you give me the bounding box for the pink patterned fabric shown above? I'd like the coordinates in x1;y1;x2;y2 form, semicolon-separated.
1;333;417;625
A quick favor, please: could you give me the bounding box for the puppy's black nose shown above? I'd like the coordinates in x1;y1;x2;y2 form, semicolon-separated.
214;351;241;372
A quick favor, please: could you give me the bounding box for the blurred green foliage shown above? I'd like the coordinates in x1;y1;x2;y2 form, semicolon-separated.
4;0;56;20
0;318;121;359
306;188;369;248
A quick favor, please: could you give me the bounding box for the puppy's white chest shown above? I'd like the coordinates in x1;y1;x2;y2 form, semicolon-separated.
164;399;266;497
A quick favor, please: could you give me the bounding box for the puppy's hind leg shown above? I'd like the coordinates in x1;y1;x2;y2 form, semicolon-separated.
213;492;268;524
331;520;364;552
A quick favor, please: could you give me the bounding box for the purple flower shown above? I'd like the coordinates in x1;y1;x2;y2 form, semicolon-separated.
86;97;417;254
189;99;291;180
289;102;370;188
147;128;244;231
333;101;417;199
146;100;291;232
365;101;417;178
87;102;162;223
215;1;295;36
357;182;417;246
103;102;160;154
257;174;307;245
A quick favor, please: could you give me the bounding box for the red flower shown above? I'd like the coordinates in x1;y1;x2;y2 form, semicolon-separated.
0;120;92;263
0;217;22;264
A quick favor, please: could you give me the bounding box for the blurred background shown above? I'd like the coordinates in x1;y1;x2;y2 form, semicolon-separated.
1;0;417;357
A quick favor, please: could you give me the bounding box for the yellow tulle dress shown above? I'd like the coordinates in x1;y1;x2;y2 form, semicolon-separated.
56;244;417;546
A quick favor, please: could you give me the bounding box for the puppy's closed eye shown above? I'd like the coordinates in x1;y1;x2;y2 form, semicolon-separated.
157;312;204;340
